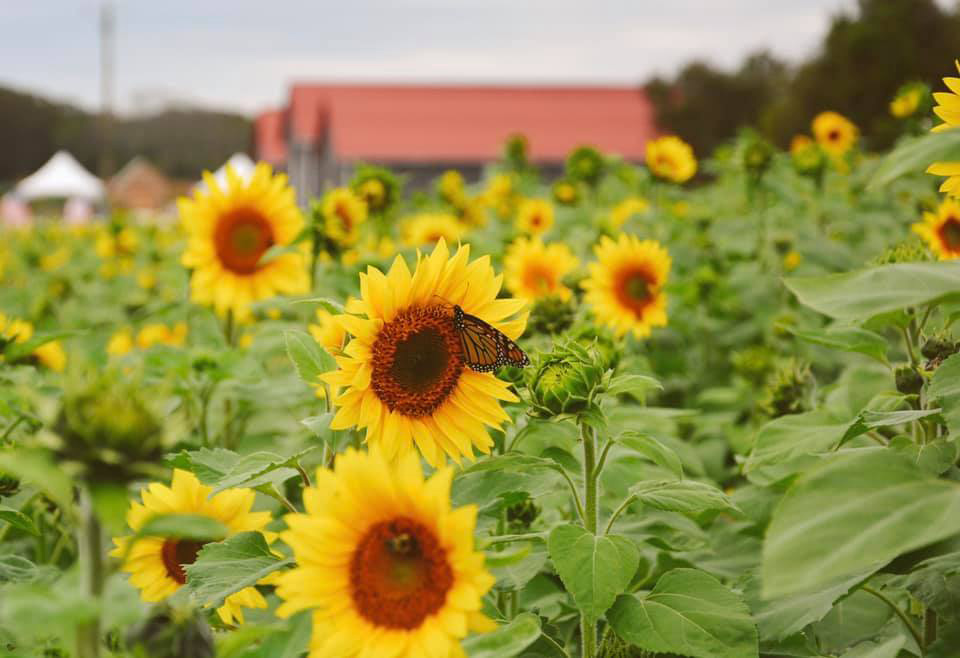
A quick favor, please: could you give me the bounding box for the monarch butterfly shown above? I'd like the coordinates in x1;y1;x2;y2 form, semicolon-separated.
452;305;529;372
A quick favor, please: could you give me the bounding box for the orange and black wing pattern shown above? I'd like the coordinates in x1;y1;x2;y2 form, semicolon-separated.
453;305;529;372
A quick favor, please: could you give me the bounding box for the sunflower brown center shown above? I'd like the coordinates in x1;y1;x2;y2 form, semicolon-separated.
939;217;960;250
350;517;454;629
827;129;841;142
160;539;209;585
335;202;353;230
614;266;657;317
371;305;464;416
213;208;275;275
524;264;556;294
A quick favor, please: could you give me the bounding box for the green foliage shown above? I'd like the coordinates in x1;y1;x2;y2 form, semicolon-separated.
185;532;293;608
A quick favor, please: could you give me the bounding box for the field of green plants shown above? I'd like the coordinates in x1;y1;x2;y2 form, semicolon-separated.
5;72;960;658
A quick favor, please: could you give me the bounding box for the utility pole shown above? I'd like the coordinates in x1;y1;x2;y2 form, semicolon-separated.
99;2;115;183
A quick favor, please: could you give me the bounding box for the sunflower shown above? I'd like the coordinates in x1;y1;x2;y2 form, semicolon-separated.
552;179;580;206
610;197;650;228
437;170;466;206
136;322;188;350
483;173;515;218
275;448;496;658
321;239;527;465
812;111;858;156
309;307;347;352
890;82;928;119
646;136;697;183
912;198;960;260
515;199;554;236
351;165;401;215
402;213;465;247
323;187;369;246
927;62;960;197
0;313;66;372
110;469;273;626
582;234;671;339
178;164;309;321
504;237;579;302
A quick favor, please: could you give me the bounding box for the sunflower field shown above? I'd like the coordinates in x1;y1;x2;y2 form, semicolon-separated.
7;66;960;658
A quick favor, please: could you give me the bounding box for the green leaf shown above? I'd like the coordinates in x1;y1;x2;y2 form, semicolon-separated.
787;326;889;364
901;550;960;619
3;330;77;362
0;448;74;516
606;373;662;400
762;449;960;598
630;479;737;515
929;353;960;434
547;524;639;623
0;555;58;584
284;330;336;384
462;612;541;658
608;568;759;658
744;411;853;485
868;128;960;189
742;570;870;642
134;514;229;543
169;446;310;493
616;432;683;479
0;504;38;536
89;483;130;537
784;262;960;321
184;531;293;608
840;637;906;658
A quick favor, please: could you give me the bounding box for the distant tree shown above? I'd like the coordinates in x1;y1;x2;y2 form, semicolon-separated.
762;0;960;148
645;52;789;158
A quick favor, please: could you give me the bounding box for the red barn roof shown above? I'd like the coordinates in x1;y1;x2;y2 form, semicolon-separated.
258;83;658;165
253;109;288;166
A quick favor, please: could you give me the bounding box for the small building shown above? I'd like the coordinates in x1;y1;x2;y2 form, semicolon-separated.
108;157;174;212
254;84;658;205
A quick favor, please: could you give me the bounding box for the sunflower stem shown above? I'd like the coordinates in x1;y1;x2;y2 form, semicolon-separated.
580;421;599;658
861;585;924;654
75;491;103;658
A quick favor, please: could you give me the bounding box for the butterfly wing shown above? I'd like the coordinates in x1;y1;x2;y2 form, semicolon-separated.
453;305;528;372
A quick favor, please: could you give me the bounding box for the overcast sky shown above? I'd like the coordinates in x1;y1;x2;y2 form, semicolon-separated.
0;1;943;117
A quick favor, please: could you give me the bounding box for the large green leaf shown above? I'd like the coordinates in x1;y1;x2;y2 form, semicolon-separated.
0;505;38;536
630;479;737;515
0;449;74;516
784;262;960;321
462;613;541;658
617;432;683;479
762;449;960;598
868;128;960;189
608;568;758;658
547;524;639;624
168;446;310;493
929;353;960;434
744;411;853;485
787;326;889;364
184;531;293;608
134;514;230;543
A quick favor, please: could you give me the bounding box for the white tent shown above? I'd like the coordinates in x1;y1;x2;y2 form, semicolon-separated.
15;151;105;201
195;152;256;192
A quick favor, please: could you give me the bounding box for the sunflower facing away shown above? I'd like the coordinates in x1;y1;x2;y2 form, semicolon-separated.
515;198;554;236
111;469;273;625
179;164;309;321
321;239;527;466
912;198;960;260
927;61;960;197
646;136;697;183
504;237;579;302
582;234;671;339
275;448;495;658
323;187;369;247
812;111;858;157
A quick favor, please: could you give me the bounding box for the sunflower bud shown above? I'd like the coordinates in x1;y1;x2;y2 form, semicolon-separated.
570;326;620;371
870;239;932;266
506;498;539;532
759;359;813;418
921;336;958;361
742;138;773;180
504;134;530;172
565;146;605;186
54;373;164;483
0;472;19;498
530;341;606;417
529;296;577;335
730;346;775;385
895;365;924;395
